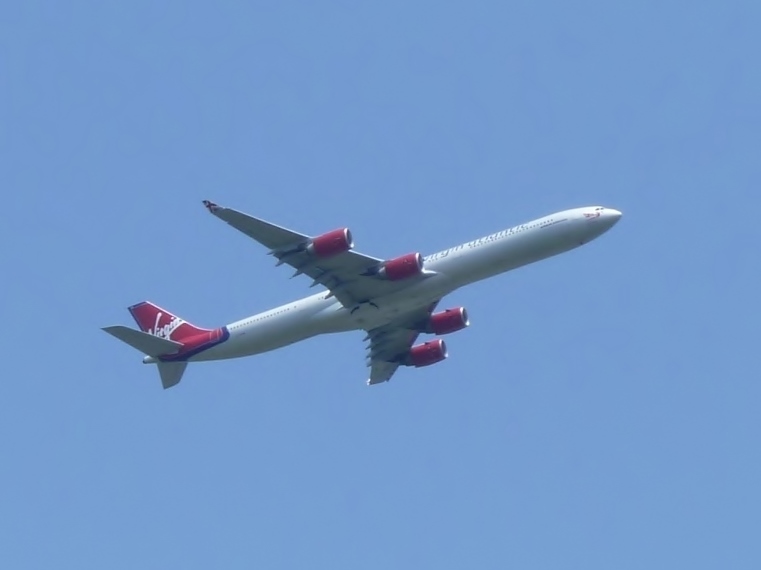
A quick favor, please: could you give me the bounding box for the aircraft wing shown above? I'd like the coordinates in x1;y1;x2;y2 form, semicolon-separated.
365;302;439;385
203;200;433;306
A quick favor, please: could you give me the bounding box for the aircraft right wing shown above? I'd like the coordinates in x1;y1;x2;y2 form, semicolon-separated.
364;302;439;385
203;200;436;307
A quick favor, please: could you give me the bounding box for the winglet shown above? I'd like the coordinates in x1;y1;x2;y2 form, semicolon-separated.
202;200;221;213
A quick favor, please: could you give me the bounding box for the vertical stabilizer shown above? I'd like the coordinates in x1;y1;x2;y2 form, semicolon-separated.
104;301;213;390
128;301;209;342
104;301;226;390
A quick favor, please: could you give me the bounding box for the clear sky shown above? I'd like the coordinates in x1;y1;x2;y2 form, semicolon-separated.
2;1;760;568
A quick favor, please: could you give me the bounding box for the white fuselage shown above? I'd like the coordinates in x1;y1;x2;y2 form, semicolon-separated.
188;206;621;362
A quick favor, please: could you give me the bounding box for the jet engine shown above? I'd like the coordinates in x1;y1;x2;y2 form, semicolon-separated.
405;339;448;367
426;307;470;335
377;252;424;281
306;228;353;258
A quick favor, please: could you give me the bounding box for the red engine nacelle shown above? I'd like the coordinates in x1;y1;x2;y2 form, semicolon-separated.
307;228;353;258
379;252;424;281
427;307;470;335
406;339;448;367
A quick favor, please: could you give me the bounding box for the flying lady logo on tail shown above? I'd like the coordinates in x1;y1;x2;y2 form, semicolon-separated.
128;301;207;343
118;300;229;375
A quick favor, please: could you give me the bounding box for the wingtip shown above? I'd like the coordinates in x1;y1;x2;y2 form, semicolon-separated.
366;377;390;386
202;199;220;213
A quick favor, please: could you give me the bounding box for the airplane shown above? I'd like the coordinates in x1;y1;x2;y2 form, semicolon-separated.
103;201;622;389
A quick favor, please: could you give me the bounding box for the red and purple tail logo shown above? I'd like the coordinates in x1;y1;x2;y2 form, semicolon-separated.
128;302;208;342
127;301;229;362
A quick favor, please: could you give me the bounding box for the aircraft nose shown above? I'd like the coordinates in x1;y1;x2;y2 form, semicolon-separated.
606;208;622;223
582;206;622;240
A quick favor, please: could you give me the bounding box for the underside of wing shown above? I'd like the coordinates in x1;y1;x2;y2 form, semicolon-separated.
365;302;439;385
368;359;403;385
203;200;436;307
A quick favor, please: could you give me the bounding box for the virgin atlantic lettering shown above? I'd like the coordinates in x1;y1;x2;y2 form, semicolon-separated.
149;312;183;340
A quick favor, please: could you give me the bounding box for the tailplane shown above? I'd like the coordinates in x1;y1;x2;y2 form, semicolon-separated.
102;325;182;356
157;362;187;389
104;301;210;389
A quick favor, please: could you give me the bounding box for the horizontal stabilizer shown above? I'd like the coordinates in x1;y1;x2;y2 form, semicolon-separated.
102;325;182;356
158;362;187;389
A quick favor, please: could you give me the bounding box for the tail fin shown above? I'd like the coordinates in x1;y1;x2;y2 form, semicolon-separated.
128;301;209;342
104;301;209;390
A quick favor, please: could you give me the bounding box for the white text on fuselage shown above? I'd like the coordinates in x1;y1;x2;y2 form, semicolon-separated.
424;218;568;263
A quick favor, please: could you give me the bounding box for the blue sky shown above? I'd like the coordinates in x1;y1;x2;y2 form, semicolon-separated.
2;1;760;568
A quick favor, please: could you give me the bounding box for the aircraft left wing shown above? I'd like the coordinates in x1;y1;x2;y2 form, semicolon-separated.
203;200;435;307
365;302;439;385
